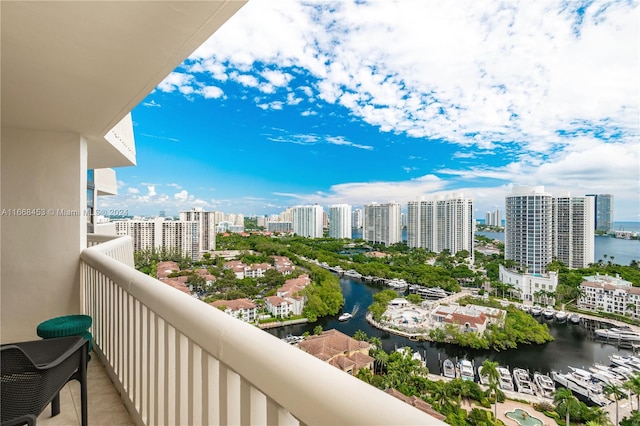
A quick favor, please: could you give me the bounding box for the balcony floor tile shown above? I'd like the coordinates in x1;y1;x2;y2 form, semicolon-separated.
38;353;135;426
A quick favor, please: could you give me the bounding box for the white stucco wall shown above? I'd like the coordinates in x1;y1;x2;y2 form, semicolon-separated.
1;128;87;342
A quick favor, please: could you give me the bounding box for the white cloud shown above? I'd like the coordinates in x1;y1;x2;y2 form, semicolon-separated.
200;86;224;99
147;185;156;197
326;136;373;150
157;72;194;93
127;187;140;194
142;100;161;108
174;190;189;202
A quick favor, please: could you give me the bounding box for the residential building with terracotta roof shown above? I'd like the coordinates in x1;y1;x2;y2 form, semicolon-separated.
224;260;274;279
210;298;257;323
264;295;293;317
385;389;447;421
578;274;639;320
298;329;374;376
272;256;295;275
431;304;504;334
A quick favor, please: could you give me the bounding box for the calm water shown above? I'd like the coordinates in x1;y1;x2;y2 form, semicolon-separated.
266;276;632;376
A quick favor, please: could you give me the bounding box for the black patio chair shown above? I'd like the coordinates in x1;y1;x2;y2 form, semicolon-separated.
1;336;88;426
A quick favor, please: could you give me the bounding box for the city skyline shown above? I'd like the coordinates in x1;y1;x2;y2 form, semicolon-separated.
101;0;640;221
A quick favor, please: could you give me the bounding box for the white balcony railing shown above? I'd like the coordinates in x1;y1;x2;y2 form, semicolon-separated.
80;236;442;426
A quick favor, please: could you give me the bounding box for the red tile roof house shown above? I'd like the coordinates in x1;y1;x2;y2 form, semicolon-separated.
276;274;311;315
209;298;257;323
385;389;447;421
244;262;273;278
431;305;491;334
272;255;295;275
264;295;293;317
298;330;374;376
156;261;180;279
224;260;249;279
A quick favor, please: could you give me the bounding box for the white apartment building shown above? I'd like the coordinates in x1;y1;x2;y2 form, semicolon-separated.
499;264;559;303
209;298;257;323
363;202;402;245
115;217;200;260
267;221;293;233
552;193;594;268
291;205;324;238
578;274;640;320
352;208;363;229
485;209;502;227
329;204;352;239
180;207;216;254
505;187;595;273
407;194;474;257
505;186;554;274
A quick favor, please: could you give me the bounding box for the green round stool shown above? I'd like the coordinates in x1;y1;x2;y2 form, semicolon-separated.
37;314;93;352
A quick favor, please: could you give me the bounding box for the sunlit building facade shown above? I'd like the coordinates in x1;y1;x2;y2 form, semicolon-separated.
329;204;352;239
363;202;402;245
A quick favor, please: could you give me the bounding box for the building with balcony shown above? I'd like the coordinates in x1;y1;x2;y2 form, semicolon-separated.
210;298;258;323
328;204;352;239
505;186;594;273
578;274;640;320
114;217;200;260
363;201;402;245
179;207;217;255
498;265;559;303
1;2;445;425
291;204;324;238
407;193;474;258
485;209;502;227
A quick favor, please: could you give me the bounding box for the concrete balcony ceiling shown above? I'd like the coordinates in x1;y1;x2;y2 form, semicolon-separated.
1;1;246;168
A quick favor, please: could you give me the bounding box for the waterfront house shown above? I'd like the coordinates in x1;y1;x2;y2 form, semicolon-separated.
210;298;257;323
275;274;311;315
431;305;492;333
578;274;640;320
1;2;445;424
264;295;294;317
298;329;374;375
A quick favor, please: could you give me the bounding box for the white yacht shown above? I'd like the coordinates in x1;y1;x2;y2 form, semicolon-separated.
497;366;514;391
533;372;555;398
595;328;640;342
555;311;568;322
542;306;555;319
530;305;543;316
387;278;408;289
569;313;581;324
338;312;353;321
609;354;640;372
343;269;362;279
458;359;475;382
513;368;534;395
551;368;607;406
587;364;625;386
442;359;456;378
477;367;490;385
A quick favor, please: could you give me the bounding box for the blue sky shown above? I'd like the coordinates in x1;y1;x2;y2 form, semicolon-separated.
105;0;640;221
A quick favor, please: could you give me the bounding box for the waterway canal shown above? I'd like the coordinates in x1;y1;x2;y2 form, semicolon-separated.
266;275;634;377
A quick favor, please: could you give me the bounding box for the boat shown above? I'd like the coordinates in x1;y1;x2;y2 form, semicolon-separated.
409;285;448;299
609;354;640;372
542;306;555;319
533;372;555;398
477;367;490;385
587;365;625;386
595;327;640;342
338;312;353;321
555;310;568;322
530;305;543;316
569;313;581;324
513;368;534;395
591;363;629;383
458;359;475;382
281;334;304;344
551;368;607;406
344;269;362;279
442;359;456;378
497;366;514;391
387;278;408;289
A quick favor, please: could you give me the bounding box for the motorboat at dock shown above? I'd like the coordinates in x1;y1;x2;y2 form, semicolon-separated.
408;285;448;299
458;359;475;382
569;313;581;324
542;306;555;319
609;354;640;372
530;305;543;316
533;372;555;398
387;278;408;290
555;310;568;322
442;359;456;378
551;368;608;406
497;366;514;391
513;368;534;395
595;327;640;343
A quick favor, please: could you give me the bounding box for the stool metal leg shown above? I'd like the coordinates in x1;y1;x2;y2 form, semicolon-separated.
51;392;61;416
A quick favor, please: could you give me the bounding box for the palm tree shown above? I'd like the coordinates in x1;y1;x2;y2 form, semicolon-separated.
624;372;640;411
481;360;500;420
603;382;625;426
586;406;612;426
554;387;580;426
